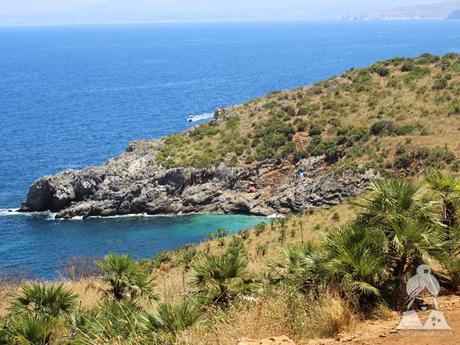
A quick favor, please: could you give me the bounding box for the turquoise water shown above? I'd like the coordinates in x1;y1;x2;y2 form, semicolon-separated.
0;212;264;279
1;20;460;279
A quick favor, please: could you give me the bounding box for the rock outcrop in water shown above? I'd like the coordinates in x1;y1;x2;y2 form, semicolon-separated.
19;139;375;219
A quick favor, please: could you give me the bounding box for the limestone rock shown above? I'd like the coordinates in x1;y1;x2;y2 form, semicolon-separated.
19;139;376;218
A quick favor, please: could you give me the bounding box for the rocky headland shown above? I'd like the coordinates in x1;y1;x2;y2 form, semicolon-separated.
19;54;460;218
19;139;374;219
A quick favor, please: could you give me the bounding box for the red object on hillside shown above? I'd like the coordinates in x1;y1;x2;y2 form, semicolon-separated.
248;182;257;193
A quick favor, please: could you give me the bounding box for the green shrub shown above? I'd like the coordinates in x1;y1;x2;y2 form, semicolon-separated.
307;138;341;163
449;100;460;115
309;124;323;136
415;53;440;65
426;146;456;166
282;105;296;117
295;119;308;131
152;251;172;269
282;142;296;156
393;125;416;136
225;117;240;129
297;107;310;116
239;229;250;240
256;243;269;257
401;61;414;72
217;227;229;238
432;75;451;90
189;123;219;140
371;65;390;77
331;212;340;222
254;222;267;236
369;121;394;135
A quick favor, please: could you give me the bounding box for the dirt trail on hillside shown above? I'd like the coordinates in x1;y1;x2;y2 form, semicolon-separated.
306;296;460;345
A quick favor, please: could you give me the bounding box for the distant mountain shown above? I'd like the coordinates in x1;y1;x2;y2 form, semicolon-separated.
448;9;460;18
346;0;460;20
0;0;342;26
2;0;454;26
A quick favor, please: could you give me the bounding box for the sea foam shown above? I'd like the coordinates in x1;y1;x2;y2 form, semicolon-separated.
188;112;214;122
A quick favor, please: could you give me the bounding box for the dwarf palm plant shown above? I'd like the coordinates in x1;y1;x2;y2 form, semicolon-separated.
8;283;78;319
5;314;57;345
72;300;145;344
355;178;443;270
386;218;443;280
355;178;440;226
5;283;77;345
190;251;256;306
354;178;444;307
96;253;157;303
145;299;202;335
266;240;324;291
323;224;391;304
216;227;229;238
426;170;460;229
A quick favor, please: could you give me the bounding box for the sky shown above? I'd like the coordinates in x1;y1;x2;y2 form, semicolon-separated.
0;0;455;25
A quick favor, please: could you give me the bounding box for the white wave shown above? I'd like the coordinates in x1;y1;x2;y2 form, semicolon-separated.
47;213;57;220
1;208;267;221
85;211;249;220
187;112;214;122
0;208;20;216
0;208;56;218
88;212;180;219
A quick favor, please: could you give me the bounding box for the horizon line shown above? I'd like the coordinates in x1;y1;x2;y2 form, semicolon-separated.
0;17;451;28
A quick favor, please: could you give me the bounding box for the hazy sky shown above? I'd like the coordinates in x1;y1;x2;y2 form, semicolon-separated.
0;0;454;25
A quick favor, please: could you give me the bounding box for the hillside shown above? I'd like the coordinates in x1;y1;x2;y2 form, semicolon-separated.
157;53;460;170
19;53;460;218
3;54;460;344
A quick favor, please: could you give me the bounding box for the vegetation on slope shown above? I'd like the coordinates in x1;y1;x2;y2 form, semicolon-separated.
1;171;459;344
156;53;460;174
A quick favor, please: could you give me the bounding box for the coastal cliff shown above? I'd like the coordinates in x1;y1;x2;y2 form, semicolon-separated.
20;53;460;218
19;140;374;218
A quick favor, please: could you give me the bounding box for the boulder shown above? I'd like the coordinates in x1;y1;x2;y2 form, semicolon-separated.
21;177;55;212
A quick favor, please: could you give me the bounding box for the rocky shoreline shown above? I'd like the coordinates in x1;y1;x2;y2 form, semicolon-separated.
19;138;376;219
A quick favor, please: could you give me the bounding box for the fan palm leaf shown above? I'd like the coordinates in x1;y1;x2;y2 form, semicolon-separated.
144;299;202;335
190;251;256;306
96;253;157;303
8;283;77;318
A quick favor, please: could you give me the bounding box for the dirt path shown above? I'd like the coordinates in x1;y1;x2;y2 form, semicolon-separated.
307;296;460;345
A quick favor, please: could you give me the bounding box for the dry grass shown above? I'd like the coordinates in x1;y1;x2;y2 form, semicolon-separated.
176;290;357;345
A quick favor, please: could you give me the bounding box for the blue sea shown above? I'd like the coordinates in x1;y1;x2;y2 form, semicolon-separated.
1;20;460;279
